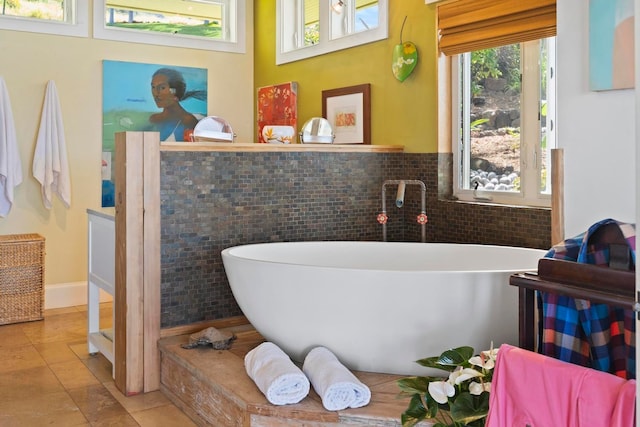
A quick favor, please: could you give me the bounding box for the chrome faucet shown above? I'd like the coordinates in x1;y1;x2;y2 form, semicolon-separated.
377;180;428;243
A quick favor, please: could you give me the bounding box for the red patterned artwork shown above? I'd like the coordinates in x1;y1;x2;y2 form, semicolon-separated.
257;82;298;143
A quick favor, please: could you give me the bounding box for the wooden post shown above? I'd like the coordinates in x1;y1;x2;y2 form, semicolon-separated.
143;132;161;392
551;148;564;246
114;131;161;395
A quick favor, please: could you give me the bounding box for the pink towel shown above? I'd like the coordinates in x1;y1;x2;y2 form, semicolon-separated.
486;344;635;427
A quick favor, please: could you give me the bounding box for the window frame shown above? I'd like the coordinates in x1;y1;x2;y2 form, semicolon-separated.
276;0;388;65
450;38;556;208
0;0;88;38
93;0;246;53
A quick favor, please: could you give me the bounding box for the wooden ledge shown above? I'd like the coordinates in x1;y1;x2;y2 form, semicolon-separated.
160;142;404;153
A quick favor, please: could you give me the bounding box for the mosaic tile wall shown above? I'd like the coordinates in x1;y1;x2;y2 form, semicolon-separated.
160;151;551;328
160;151;404;327
403;153;552;249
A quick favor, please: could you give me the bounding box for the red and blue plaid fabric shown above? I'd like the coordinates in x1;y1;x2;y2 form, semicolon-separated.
540;218;636;379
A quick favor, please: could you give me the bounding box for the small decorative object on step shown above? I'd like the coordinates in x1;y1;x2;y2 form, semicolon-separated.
181;327;236;350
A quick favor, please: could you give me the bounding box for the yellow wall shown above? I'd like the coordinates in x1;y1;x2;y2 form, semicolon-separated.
254;0;438;153
0;0;436;288
0;2;254;285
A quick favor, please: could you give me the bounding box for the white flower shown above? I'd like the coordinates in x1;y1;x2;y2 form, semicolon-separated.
469;381;492;395
428;380;456;404
448;367;483;385
469;346;499;370
469;354;495;370
482;347;499;361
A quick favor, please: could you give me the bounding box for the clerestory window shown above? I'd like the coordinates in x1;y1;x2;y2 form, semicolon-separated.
276;0;388;65
0;0;88;37
93;0;246;53
453;38;557;207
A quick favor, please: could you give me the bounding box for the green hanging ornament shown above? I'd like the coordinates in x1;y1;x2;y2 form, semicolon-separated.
392;16;418;82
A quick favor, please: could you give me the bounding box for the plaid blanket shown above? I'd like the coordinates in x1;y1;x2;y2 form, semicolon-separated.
541;218;636;379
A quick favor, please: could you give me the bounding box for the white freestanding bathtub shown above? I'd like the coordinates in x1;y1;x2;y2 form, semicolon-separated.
221;241;545;376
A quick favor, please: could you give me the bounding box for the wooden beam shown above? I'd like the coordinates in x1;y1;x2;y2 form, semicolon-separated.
143;132;161;392
115;132;145;396
551;148;564;246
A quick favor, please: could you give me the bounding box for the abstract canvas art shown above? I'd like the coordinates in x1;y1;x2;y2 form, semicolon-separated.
589;0;635;90
257;82;298;143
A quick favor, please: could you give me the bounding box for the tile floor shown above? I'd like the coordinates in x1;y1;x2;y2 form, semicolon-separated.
0;302;196;427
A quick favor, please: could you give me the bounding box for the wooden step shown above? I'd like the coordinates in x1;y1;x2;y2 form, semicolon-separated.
158;326;431;426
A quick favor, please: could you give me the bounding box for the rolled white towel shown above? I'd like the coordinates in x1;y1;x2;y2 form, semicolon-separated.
244;342;310;405
303;346;371;411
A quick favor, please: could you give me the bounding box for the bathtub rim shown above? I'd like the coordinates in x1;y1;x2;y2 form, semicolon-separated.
221;241;547;274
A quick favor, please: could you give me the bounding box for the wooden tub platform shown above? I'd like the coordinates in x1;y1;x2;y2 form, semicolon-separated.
158;326;432;426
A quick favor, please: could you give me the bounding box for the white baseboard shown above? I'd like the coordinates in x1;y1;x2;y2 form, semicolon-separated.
45;281;113;310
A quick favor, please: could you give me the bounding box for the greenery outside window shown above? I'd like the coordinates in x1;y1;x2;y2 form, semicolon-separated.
93;0;246;53
276;0;388;65
452;38;556;207
0;0;88;37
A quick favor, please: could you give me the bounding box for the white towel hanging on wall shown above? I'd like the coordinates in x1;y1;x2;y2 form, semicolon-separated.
0;76;23;217
33;80;71;209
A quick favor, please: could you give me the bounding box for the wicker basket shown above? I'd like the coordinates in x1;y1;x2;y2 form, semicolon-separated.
0;234;45;325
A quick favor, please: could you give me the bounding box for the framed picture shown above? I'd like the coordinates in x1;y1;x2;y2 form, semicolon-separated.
322;83;371;144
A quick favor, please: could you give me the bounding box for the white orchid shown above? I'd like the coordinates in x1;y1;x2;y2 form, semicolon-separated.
428;380;456;404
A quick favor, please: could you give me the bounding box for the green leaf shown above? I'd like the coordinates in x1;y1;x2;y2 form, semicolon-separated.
415;356;456;372
470;118;489;130
415;347;475;371
401;394;428;427
397;377;430;395
437;347;475;367
424;391;445;417
400;413;421;427
449;392;489;425
415;356;444;368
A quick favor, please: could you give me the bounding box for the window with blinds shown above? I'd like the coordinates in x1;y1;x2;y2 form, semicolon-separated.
441;0;557;207
437;0;556;56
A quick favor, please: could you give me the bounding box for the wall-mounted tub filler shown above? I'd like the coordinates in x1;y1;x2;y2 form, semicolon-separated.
377;180;428;243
